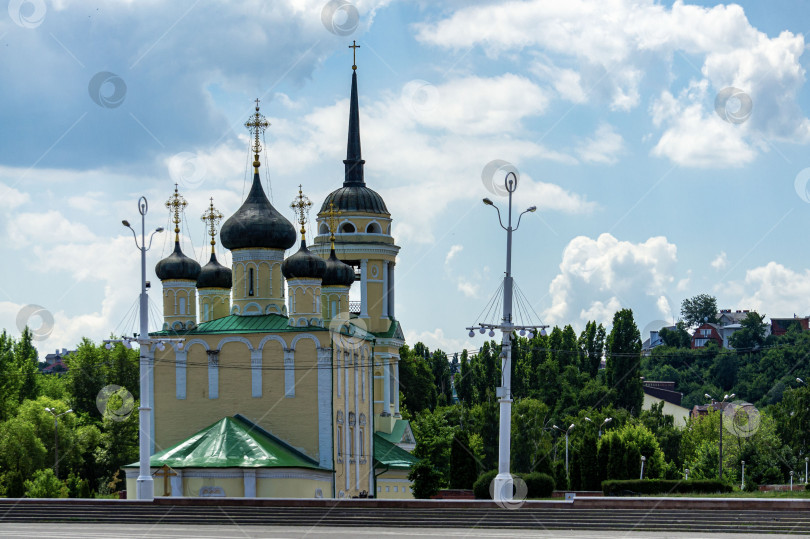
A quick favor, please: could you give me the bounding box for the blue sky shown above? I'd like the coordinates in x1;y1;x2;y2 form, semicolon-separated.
2;0;810;357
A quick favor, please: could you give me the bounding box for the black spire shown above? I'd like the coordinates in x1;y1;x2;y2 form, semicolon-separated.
343;68;365;186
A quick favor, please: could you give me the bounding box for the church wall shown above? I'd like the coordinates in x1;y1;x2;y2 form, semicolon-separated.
153;332;328;462
257;476;331;498
376;469;414;499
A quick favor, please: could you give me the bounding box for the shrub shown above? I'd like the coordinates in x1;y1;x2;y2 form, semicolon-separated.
522;472;555;498
23;469;68;498
743;480;759;493
408;461;442;499
473;470;498;499
602;479;732;496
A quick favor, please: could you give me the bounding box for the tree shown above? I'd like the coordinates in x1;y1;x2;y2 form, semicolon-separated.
597;422;665;481
681;294;718;328
65;338;106;417
510;399;552;474
605;309;643;415
0;416;48;497
579;321;606;377
658;322;691;348
457;350;473;404
448;430;479;489
408;460;442;499
23;468;68;498
729;312;767;350
398;345;437;413
13;327;39;403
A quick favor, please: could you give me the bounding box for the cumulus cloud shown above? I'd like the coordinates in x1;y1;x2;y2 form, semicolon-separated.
576;123;625;164
415;0;810;167
730;262;810;318
545;233;678;328
711;251;728;270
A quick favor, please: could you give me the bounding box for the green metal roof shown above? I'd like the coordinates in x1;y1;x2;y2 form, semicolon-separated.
373;433;419;469
372;319;404;340
124;415;325;470
375;418;413;445
151;313;328;337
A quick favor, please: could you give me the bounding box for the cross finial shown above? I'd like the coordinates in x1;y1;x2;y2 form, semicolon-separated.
349;40;360;70
165;183;187;243
245;98;270;173
290;184;312;240
325;202;342;249
200;197;224;255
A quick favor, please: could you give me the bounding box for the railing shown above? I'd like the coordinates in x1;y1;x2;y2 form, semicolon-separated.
349;301;361;314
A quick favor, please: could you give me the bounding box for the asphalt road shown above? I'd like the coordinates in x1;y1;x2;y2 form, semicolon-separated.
0;525;807;539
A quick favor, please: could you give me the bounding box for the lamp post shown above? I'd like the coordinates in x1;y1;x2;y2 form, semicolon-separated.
791;470;794;491
585;417;612;439
640;456;646;480
741;460;745;490
705;392;734;480
805;457;808;485
684;468;690;481
465;172;544;503
44;407;72;479
103;196;183;501
553;424;575;484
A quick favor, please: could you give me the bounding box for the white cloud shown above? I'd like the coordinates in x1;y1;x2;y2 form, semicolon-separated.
731;261;810;318
711;251;728;270
445;245;463;266
0;182;29;209
576;123;625;164
545;233;678;328
7;210;97;247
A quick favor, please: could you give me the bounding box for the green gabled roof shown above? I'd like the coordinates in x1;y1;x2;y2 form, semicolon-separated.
151;313;328;336
373;433;419;469
375;418;413;445
372;319;404;340
124;415;325;470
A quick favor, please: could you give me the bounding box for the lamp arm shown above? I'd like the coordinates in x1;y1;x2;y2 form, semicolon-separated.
146;229;162;251
490;205;507;231
514;209;531;231
125;225;140;249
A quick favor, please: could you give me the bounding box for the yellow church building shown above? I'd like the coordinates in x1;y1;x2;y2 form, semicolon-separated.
124;60;417;499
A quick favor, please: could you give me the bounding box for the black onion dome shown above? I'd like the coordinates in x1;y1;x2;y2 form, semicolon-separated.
322;248;355;287
220;173;296;250
196;253;232;289
320;185;388;215
155;242;202;281
282;240;327;280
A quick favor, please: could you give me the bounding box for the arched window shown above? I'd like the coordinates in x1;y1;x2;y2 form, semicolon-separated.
319;222;329;235
340;222;355;234
179;297;186;315
248;268;254;296
365;222;381;234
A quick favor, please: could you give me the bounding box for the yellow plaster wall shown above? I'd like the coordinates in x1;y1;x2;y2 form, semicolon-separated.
153;332;327;462
183;476;244;497
376;469;414;499
257;477;331;498
199;292;230;322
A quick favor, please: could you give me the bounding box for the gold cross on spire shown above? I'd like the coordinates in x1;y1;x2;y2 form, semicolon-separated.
349;40;360;70
165;183;187;243
245;98;270;173
324;202;342;249
290;184;312;240
200;197;224;255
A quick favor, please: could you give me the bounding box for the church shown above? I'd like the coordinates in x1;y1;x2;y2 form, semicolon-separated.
124;55;417;499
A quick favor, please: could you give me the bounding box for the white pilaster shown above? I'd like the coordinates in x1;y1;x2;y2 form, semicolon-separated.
393;356;401;417
170;469;183;497
284;349;295;398
317;347;333;469
354;353;360;491
208;350;219;399
175;349;187;400
382;357;391;416
344;352;350;492
388;263;395;319
382;260;389;317
243;469;256;498
251;350;262;398
360;259;368;318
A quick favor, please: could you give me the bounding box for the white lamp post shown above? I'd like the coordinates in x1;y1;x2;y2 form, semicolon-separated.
705;392;734;480
741;460;745;490
103;197;183;501
553;424;575;485
805;457;808;485
640;456;646;480
44;407;72;479
465;172;544;503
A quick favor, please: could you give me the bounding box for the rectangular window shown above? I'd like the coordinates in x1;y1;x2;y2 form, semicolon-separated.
394;486;398;492
359;428;365;457
337;426;342;456
248;268;255;296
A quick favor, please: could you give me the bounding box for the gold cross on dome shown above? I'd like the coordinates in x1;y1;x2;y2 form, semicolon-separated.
200;197;224;254
349;40;360;70
165;183;188;242
324;202;341;247
290;184;312;240
245;98;270;172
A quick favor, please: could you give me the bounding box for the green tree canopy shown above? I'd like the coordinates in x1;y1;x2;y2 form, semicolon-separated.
681;294;718;328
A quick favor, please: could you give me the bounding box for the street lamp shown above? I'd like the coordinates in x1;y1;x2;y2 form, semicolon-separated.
103;197;182;502
553;423;576;485
705;393;735;481
741;460;745;490
640;456;646;480
465;172;545;503
805;457;808;485
44;407;72;479
584;416;612;438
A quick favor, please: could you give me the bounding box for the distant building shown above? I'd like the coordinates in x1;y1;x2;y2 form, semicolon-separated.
642;381;690;427
691;323;723;349
642;326;674;356
41;348;73;374
771;316;810;336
